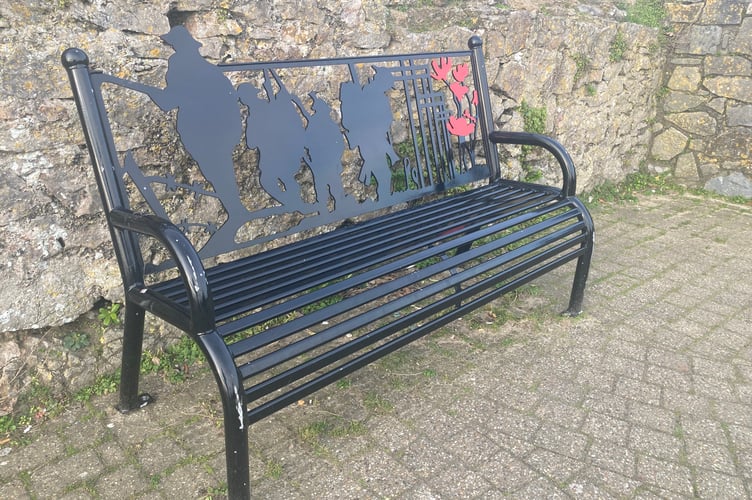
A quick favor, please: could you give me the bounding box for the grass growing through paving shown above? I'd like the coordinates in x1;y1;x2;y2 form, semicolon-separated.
585;170;752;207
299;417;368;456
585;171;675;205
0;334;213;446
1;274;554;446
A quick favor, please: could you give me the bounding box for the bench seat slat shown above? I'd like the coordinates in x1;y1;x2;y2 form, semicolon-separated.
212;186;554;323
151;183;560;329
245;234;588;423
209;187;543;309
205;183;523;281
152;182;544;305
236;217;587;382
215;194;569;338
226;200;582;361
150;182;509;295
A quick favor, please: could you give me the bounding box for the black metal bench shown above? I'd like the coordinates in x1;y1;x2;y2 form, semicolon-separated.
62;27;594;499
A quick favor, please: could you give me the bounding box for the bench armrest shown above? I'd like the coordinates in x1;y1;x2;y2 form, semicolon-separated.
489;131;576;197
109;209;214;333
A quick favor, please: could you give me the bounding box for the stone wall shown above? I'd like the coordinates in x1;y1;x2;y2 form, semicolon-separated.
655;0;752;196
0;0;666;413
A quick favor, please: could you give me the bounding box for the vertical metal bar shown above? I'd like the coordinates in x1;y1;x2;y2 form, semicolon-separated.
563;198;595;316
116;301;153;413
61;48;145;287
197;332;250;500
413;66;437;187
399;60;425;189
434;79;455;180
468;36;500;181
62;49;127;213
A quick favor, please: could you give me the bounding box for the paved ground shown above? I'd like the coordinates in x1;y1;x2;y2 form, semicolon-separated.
3;193;752;499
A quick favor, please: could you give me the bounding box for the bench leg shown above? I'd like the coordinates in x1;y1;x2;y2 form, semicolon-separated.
197;332;251;500
116;302;154;413
223;406;250;500
563;210;594;317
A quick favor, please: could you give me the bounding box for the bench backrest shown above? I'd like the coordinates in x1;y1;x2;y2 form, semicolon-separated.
63;27;499;274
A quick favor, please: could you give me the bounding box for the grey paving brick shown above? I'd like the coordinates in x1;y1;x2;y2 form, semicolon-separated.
441;425;501;466
0;433;66;483
628;400;676;435
577;465;644;498
533;422;589;460
646;348;692;372
134;435;188;477
582;411;631;446
726;423;752;451
533;398;588;430
629;426;683;462
635;455;695;497
600;353;648;380
686;438;737;475
716;401;752;428
513;476;569;498
526;447;585;484
566;478;621;499
349;448;417;497
695;469;749;499
0;480;30;500
94;465;150;500
29;448;104;498
615;377;662;406
680;416;729;446
582;391;631;420
431;464;492;497
662;388;716;420
587;441;636;478
735;448;752;479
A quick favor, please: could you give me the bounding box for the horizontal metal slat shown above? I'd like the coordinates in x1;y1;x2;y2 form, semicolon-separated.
153;183;539;303
212;188;553;321
235;216;587;379
245;235;588;422
200;185;535;303
221;200;579;341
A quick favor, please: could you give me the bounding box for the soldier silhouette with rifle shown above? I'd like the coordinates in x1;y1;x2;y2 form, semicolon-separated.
109;26;248;255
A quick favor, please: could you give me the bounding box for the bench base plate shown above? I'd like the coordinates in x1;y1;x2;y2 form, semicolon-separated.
116;393;155;414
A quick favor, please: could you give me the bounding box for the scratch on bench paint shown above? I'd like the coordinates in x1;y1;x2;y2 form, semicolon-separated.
235;386;244;430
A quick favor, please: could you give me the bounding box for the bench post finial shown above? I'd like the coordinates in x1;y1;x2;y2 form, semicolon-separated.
468;35;483;50
62;47;89;69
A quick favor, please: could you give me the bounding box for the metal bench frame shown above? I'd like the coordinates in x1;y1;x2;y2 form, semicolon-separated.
62;28;594;499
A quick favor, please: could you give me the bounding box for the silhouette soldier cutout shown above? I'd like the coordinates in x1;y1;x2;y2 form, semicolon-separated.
238;72;306;207
303;93;346;210
114;26;248;254
340;66;400;199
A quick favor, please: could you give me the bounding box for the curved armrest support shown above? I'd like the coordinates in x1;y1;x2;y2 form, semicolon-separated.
489;131;577;197
109;209;214;333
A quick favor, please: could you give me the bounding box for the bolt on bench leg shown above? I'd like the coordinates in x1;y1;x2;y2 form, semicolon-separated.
116;302;154;413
